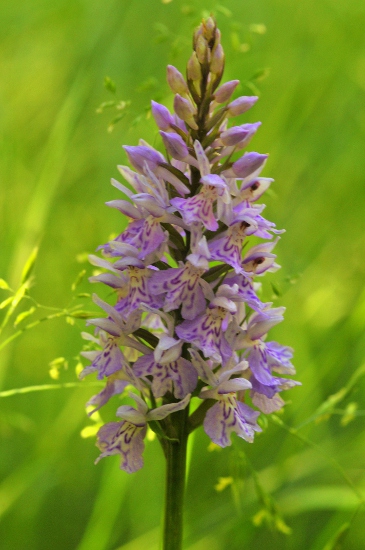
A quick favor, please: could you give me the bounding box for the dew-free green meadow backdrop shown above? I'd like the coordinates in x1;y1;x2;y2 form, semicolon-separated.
1;0;365;548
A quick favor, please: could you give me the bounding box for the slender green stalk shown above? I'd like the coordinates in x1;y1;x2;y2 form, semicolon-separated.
163;407;189;550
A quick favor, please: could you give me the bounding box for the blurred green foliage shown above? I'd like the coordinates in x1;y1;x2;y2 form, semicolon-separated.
1;0;365;548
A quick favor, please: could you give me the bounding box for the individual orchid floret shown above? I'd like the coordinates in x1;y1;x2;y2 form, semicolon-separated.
95;393;191;473
170;140;230;230
124;145;190;196
244;307;286;343
117;164;170;207
242;239;280;275
104;193;188;263
124;145;165;174
207;205;267;273
149;256;213;320
189;347;248;387
250;374;299;414
80;336;131;381
133;335;198;399
86;294;143;340
110;261;164;320
175;290;238;363
227;95;258;116
170;174;228;231
160;131;199;168
226;307;299;400
203;395;262;446
106;203;169;260
246;338;296;386
191;352;261;446
85;373;133;415
223;271;271;313
233;177;274;204
233;202;284;240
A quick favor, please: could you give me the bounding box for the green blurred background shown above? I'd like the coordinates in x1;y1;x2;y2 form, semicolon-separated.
1;0;365;548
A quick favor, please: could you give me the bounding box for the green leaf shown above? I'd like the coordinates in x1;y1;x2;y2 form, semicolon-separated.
21;246;38;284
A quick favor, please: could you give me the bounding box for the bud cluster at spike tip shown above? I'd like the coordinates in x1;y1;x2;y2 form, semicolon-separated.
80;18;299;473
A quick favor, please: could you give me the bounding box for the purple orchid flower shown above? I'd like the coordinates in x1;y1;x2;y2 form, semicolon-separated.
80;19;298;484
95;393;191;473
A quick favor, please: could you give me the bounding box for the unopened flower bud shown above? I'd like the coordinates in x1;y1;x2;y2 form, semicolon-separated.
173;94;198;130
160;131;189;160
210;43;224;75
202;17;216;43
224;152;268;179
123;145;164;174
214;80;240;103
187;52;202;81
193;25;202;48
195;34;209;64
227;96;258;116
167;65;189;95
220;122;261;147
212;28;221;52
151;100;174;130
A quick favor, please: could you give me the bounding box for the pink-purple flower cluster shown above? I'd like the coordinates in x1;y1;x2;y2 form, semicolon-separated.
80;18;299;473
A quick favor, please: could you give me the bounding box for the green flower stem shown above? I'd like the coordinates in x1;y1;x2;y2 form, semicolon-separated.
163;406;189;550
